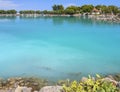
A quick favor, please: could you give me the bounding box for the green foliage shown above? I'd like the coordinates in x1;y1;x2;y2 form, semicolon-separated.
0;10;6;14
65;6;80;15
81;5;94;13
52;4;64;11
36;10;41;14
100;5;109;14
63;75;119;92
42;10;49;14
0;10;17;14
65;9;75;15
95;5;119;14
95;5;102;10
19;10;35;14
6;10;17;14
108;5;119;15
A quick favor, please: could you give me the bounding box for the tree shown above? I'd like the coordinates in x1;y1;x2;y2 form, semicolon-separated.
6;10;17;14
52;5;57;11
58;5;64;11
81;5;94;13
36;10;41;14
42;10;48;14
95;5;102;10
95;5;115;14
65;9;75;15
108;5;119;14
0;10;6;14
19;10;35;14
95;5;108;14
65;6;80;15
52;5;64;11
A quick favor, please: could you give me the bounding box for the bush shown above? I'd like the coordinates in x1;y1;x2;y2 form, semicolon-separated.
63;75;119;92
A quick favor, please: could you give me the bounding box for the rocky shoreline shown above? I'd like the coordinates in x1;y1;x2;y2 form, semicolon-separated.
0;77;51;92
88;14;120;23
0;74;120;92
0;14;120;23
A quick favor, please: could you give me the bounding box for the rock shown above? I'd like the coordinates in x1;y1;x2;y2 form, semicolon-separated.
0;77;49;91
9;81;15;85
57;79;70;86
22;87;32;92
20;83;24;86
0;88;15;92
0;82;2;87
19;80;24;83
107;75;115;80
103;77;118;85
117;81;120;89
81;77;88;82
113;74;120;81
15;86;32;92
15;86;24;92
34;91;39;92
33;83;39;86
39;86;63;92
17;78;22;81
2;80;7;86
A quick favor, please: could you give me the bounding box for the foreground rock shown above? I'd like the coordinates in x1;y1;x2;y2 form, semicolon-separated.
0;75;120;92
0;77;48;92
39;86;63;92
0;86;63;92
15;86;32;92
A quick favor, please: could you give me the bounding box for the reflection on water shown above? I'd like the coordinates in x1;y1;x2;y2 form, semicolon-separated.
0;16;17;20
19;16;120;26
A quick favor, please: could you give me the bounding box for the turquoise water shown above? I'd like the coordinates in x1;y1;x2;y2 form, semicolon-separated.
0;16;120;81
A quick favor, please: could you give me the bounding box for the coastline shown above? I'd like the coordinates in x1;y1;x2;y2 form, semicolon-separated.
0;14;120;23
0;74;120;92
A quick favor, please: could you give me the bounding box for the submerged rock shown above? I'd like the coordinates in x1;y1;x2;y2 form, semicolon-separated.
67;72;81;77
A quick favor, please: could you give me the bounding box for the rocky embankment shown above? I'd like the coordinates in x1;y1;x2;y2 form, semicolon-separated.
0;75;120;92
88;14;120;23
0;77;49;92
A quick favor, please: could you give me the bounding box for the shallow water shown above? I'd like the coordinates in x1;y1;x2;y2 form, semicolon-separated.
0;16;120;81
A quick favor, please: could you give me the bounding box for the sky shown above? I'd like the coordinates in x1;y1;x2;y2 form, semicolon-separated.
0;0;120;11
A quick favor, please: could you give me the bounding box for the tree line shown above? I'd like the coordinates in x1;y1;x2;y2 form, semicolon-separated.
0;10;17;14
0;5;120;15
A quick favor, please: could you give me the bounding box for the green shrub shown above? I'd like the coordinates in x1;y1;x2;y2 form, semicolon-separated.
63;74;119;92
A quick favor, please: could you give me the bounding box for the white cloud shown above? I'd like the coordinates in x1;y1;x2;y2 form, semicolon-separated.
65;3;77;8
0;0;19;9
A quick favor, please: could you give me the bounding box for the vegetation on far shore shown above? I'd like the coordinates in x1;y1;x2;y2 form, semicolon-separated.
0;4;120;15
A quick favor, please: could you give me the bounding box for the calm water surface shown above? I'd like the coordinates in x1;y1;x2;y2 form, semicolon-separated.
0;16;120;81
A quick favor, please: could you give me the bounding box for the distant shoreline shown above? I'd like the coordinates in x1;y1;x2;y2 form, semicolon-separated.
0;14;120;23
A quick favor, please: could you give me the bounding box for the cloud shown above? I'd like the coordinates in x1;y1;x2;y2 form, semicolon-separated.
0;0;19;9
64;3;77;8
